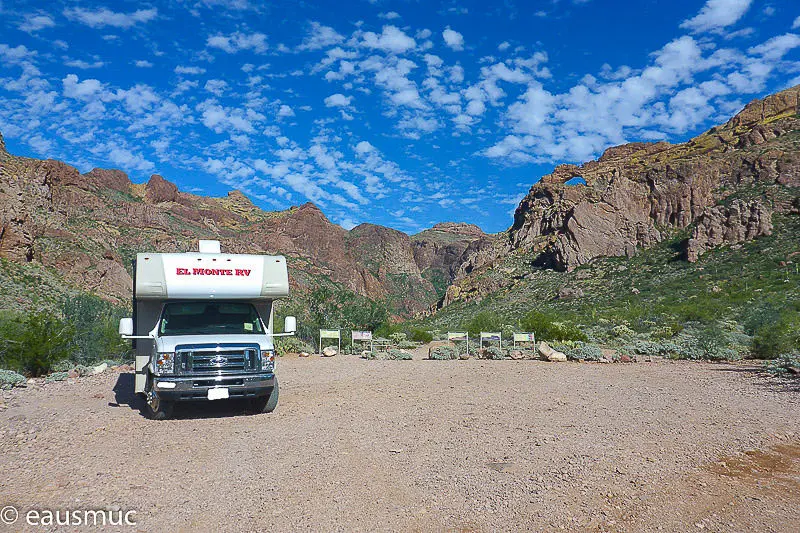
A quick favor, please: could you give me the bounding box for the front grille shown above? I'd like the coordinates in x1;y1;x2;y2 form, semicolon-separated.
175;343;261;375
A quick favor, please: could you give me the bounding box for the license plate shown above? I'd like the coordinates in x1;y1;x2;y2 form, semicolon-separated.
208;387;229;400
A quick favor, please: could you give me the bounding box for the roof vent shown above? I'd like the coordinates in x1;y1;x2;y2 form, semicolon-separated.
198;240;221;254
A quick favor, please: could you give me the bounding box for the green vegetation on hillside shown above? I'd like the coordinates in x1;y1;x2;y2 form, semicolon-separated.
411;215;800;361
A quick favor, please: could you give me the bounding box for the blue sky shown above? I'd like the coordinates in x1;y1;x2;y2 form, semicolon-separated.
1;0;799;234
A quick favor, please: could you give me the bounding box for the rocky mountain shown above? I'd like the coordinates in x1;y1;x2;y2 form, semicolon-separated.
441;84;800;308
411;223;486;298
0;139;484;316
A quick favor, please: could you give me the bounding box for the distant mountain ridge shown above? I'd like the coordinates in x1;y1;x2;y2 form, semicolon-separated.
0;139;484;316
438;84;800;309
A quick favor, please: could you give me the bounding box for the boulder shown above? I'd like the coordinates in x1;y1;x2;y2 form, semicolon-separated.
322;346;337;357
557;287;584;299
538;341;567;362
299;352;311;358
92;363;108;375
508;350;525;360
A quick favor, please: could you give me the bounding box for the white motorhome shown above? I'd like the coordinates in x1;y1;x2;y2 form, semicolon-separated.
118;240;296;420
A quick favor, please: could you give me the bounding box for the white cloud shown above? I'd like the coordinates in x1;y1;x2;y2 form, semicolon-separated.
62;74;105;100
277;104;295;118
354;140;375;154
793;16;800;30
324;93;351;107
498;41;510;51
19;14;55;33
442;28;464;51
64;59;104;69
174;65;206;75
135;60;153;68
680;0;752;34
362;26;416;54
379;12;401;20
299;22;344;50
207;32;268;54
204;79;229;96
63;7;158;29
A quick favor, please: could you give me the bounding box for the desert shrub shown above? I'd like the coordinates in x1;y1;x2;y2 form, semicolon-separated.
765;353;800;376
651;323;683;339
749;310;800;359
45;371;69;383
62;294;131;364
389;332;407;345
397;340;418;349
409;328;433;343
0;369;26;389
51;360;76;372
611;324;636;338
520;311;587;342
387;349;413;360
483;346;505;360
73;364;92;377
567;343;603;361
0;311;76;376
463;311;501;337
361;351;378;360
429;346;459;360
274;336;315;355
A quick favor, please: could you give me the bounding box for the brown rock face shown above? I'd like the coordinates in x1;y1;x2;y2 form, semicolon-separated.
144;174;179;203
0;146;446;314
686;200;773;262
506;84;800;272
411;223;486;296
441;85;800;308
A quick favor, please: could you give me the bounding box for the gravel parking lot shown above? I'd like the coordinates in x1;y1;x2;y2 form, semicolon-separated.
1;356;799;532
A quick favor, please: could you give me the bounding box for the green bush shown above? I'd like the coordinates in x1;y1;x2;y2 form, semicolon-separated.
483;346;505;360
45;371;69;383
765;354;800;376
387;349;413;360
274;336;314;355
519;311;587;342
389;332;407;345
750;310;800;359
409;328;433;343
462;311;501;337
397;340;418;349
62;294;131;364
567;343;603;361
51;360;76;372
429;346;459;360
0;311;76;376
611;325;636;338
0;369;26;389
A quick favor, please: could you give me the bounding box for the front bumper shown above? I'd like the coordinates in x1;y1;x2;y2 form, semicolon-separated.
152;372;275;401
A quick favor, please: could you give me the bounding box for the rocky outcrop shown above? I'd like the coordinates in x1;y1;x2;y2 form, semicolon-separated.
507;85;798;273
440;85;800;308
686;200;773;262
411;223;486;295
144;174;179;203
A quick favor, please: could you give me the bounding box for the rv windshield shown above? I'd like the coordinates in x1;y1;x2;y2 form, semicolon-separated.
159;302;265;336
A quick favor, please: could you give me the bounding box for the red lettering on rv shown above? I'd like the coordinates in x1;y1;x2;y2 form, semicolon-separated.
235;269;251;276
176;268;191;275
187;268;237;276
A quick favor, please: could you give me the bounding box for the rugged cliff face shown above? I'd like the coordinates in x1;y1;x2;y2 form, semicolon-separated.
441;85;800;308
410;223;486;297
0;136;470;315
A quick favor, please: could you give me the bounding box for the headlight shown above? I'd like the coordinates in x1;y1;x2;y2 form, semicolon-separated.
261;350;275;371
153;353;175;375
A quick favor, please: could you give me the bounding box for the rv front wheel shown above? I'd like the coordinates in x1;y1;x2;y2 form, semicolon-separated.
251;379;279;414
145;384;174;420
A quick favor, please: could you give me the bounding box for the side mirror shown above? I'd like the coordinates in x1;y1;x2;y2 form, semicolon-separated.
119;318;133;337
284;316;297;334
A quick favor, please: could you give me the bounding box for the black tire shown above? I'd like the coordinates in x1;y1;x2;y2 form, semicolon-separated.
251;379;279;414
145;376;174;420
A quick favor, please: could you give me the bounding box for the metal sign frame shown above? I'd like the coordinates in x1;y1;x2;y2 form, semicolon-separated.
319;329;341;355
480;332;502;349
351;330;374;353
512;332;536;349
447;332;469;356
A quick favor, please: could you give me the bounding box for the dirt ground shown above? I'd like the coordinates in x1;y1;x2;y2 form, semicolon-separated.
1;355;799;532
